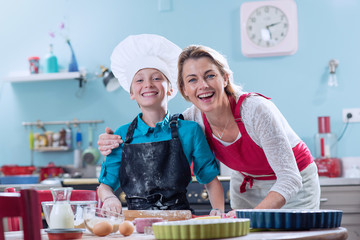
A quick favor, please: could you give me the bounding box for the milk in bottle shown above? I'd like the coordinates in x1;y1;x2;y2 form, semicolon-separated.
49;187;74;228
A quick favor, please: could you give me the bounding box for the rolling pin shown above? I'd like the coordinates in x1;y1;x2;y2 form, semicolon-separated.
123;210;192;221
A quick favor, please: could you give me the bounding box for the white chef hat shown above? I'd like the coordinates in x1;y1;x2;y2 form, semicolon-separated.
111;34;181;100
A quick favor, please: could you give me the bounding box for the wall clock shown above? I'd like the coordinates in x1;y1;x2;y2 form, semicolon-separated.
240;0;298;58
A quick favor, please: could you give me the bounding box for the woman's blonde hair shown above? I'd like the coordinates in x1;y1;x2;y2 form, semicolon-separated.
177;45;241;101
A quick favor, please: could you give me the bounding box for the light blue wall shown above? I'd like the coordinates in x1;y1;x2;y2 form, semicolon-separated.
1;0;359;167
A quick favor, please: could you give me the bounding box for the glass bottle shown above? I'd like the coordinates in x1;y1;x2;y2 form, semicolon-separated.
67;40;79;72
314;116;338;158
49;187;74;228
45;44;58;73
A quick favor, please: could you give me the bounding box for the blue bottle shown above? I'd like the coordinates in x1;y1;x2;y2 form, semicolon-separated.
45;44;58;73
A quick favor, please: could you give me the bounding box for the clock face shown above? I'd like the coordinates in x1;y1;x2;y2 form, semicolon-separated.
246;5;289;48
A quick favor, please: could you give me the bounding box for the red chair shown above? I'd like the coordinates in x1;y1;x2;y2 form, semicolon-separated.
4;187;20;231
4;188;98;231
0;189;42;240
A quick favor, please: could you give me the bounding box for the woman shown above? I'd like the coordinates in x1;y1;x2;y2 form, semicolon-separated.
98;45;320;213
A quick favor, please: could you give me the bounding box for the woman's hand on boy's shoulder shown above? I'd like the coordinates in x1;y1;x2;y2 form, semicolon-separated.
98;127;123;156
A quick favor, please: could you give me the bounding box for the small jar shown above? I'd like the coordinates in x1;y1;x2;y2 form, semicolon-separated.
52;133;60;147
28;56;40;74
38;134;48;147
45;131;54;147
59;128;67;147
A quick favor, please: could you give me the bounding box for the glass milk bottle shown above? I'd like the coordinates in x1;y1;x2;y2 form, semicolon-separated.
49;187;74;228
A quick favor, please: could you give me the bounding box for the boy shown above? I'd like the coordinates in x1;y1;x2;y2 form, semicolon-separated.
98;34;224;214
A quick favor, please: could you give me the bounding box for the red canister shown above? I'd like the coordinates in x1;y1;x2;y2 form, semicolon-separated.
28;56;40;74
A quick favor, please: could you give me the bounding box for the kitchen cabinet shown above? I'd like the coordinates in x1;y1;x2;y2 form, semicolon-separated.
4;71;85;83
320;184;360;240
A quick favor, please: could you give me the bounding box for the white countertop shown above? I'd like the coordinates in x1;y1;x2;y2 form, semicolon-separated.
218;176;360;186
62;176;360;186
0;183;62;192
319;177;360;186
1;177;359;190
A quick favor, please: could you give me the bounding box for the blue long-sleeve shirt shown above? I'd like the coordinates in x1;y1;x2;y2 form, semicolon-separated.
99;112;219;191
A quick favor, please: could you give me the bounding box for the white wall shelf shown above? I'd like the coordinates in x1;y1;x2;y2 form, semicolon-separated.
34;146;71;152
4;71;85;83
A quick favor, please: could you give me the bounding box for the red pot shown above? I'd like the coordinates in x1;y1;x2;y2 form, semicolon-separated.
0;165;36;176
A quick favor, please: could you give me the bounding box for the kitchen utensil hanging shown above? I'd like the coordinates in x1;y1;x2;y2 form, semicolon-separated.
23;119;103;153
29;127;34;166
82;125;100;165
73;126;83;168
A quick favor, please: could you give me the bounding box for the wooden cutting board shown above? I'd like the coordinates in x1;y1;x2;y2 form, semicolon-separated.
123;210;192;221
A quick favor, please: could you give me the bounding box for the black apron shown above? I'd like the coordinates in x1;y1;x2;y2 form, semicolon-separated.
119;114;192;210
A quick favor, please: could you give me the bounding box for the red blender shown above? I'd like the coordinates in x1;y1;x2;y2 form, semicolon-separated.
314;116;342;177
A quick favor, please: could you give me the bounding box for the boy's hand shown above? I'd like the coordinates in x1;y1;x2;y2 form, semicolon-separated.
98;127;123;156
209;208;225;217
101;195;122;214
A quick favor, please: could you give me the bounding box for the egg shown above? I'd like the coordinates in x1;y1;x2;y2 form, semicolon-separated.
119;220;135;236
92;221;113;237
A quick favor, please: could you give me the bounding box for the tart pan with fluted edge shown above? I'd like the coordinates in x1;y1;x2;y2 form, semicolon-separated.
236;209;342;230
152;218;250;240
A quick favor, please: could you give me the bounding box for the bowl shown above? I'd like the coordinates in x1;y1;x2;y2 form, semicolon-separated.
42;201;97;229
83;207;124;235
45;228;84;240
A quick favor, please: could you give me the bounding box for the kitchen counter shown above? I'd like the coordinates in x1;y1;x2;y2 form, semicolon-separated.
318;177;360;186
4;227;348;240
61;176;360;186
0;183;62;192
2;176;359;189
3;177;357;191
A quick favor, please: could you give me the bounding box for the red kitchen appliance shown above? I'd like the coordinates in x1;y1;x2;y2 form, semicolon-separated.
39;162;64;181
315;157;342;178
314;116;342;177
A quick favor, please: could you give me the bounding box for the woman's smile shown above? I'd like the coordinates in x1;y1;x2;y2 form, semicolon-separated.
197;91;215;101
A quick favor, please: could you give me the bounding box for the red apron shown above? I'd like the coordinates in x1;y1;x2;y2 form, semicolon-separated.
202;93;313;193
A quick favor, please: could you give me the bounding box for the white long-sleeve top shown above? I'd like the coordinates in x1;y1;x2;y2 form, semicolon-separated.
182;91;303;202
